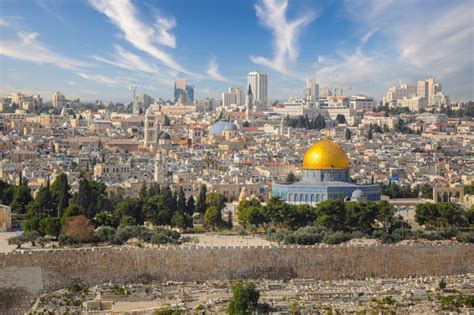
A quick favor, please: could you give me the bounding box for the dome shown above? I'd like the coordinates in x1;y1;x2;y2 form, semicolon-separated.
352;189;365;199
159;132;171;140
303;139;349;170
209;121;238;136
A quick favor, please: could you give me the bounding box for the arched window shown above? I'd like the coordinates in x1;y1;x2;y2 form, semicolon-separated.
300;194;304;202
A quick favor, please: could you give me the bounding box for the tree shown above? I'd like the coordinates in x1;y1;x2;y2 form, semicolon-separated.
61;203;82;225
62;215;95;243
7;236;25;249
367;128;373;140
73;177;109;219
115;198;142;225
11;183;32;214
23;231;40;246
50;174;70;217
94;210;118;227
177;187;187;212
205;193;226;211
143;195;173;226
286;172;297;183
316;200;347;231
415;202;469;229
264;197;290;227
345;202;378;234
186;195;195;214
39;217;61;238
336;114;347;124
163;114;171;126
228;281;260;315
196;184;207;213
27;185;55;218
238;205;265;228
420;183;433;199
204;206;223;230
171;211;191;229
139;182;148;202
376;201;399;233
345;128;352;140
0;180;15;205
439;277;447;291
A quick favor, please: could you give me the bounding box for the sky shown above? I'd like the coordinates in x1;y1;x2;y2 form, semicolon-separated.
0;0;473;103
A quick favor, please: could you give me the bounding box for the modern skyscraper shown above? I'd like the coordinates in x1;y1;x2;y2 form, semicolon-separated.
247;72;267;105
228;87;243;106
304;79;319;100
52;91;66;108
174;79;194;104
222;92;237;107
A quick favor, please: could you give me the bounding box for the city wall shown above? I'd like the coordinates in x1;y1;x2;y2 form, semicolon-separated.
1;243;473;314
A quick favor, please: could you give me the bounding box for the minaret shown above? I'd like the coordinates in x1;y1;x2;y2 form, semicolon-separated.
245;84;253;121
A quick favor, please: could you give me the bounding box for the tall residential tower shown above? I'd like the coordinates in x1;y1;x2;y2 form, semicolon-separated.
247;71;267;105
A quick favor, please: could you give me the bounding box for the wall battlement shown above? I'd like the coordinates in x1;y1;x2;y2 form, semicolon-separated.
1;244;473;314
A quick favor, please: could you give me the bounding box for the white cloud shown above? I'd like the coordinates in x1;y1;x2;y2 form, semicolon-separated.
342;0;474;100
251;0;316;75
154;15;176;48
92;45;160;74
206;57;234;83
77;72;121;86
0;31;91;70
312;37;393;95
89;0;190;75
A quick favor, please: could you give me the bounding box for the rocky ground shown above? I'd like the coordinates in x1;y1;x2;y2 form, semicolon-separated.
29;273;474;314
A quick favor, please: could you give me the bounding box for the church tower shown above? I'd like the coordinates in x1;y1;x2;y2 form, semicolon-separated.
245;84;253;121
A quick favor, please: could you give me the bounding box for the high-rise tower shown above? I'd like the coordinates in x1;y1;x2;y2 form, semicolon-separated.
247;71;267;105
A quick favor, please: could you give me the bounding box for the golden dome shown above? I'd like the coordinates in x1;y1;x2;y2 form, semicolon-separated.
303;139;349;170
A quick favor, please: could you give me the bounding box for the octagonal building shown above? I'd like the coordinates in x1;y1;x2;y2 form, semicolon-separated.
272;139;381;204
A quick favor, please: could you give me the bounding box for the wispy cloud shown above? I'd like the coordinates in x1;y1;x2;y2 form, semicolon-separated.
251;0;316;75
92;45;160;74
206;57;234;83
77;72;121;86
342;0;474;99
89;0;190;75
0;31;91;70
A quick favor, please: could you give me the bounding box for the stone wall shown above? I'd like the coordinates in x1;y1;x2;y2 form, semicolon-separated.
1;243;473;314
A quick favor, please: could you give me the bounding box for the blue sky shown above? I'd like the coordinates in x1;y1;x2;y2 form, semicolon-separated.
0;0;473;102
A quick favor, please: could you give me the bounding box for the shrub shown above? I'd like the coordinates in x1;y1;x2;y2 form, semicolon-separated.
113;227;134;245
63;215;94;243
322;231;350;244
7;236;25;249
94;226;116;243
456;231;474;243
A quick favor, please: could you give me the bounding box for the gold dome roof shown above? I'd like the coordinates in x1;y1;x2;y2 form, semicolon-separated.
303;139;349;170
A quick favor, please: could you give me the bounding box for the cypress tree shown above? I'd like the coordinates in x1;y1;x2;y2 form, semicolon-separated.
186;195;195;214
177;187;187;212
196;184;207;213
